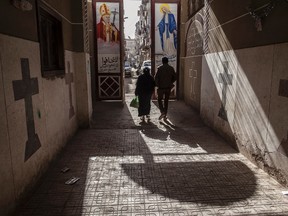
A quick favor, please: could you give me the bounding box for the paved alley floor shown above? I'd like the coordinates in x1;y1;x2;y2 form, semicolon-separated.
15;95;288;215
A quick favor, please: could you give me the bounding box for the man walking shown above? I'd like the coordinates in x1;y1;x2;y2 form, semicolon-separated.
155;57;177;120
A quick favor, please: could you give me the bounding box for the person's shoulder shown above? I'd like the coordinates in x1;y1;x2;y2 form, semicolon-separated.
157;65;164;71
157;64;163;69
168;64;175;70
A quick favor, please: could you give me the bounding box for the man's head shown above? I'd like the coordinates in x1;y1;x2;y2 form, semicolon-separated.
162;57;169;64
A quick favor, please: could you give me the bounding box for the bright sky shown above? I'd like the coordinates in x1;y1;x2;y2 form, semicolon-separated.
124;0;141;39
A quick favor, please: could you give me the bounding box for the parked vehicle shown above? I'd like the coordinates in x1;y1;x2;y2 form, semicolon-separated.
124;61;132;77
140;60;151;74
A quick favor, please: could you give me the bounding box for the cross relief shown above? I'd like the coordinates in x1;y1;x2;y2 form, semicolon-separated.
12;58;41;161
218;61;233;121
189;62;198;100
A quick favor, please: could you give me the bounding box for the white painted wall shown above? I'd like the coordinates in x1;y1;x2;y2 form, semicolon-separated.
200;43;288;182
74;52;93;128
0;37;16;214
0;34;81;214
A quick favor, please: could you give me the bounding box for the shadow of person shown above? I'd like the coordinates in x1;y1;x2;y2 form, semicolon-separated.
121;160;257;206
140;123;170;142
158;120;200;149
135;120;159;129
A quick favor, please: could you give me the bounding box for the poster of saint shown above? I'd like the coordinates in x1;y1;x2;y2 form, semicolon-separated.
155;3;178;70
96;2;121;73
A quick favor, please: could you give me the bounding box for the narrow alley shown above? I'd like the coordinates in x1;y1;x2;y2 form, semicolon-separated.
1;0;288;215
14;94;288;216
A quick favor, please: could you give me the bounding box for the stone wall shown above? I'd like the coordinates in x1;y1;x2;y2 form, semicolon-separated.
201;41;288;186
0;34;81;215
0;0;92;215
183;1;288;185
181;9;205;110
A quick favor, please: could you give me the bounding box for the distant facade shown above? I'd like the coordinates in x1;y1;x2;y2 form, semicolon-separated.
134;0;151;65
125;38;136;66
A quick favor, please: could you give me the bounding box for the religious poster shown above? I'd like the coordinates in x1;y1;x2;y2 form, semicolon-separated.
155;3;178;71
154;2;178;98
95;2;120;73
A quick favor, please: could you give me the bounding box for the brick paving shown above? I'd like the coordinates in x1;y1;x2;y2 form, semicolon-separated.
15;95;288;215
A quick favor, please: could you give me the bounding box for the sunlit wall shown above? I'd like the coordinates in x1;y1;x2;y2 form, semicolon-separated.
182;0;288;185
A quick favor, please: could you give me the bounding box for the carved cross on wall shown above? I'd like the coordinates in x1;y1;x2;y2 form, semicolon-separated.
189;62;198;100
65;62;75;119
218;61;233;121
12;58;41;161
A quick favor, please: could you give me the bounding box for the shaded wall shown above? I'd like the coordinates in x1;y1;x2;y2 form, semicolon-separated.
182;1;288;184
0;0;91;215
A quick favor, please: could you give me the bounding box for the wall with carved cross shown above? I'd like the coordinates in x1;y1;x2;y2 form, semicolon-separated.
0;35;49;214
182;1;288;186
181;10;204;110
0;0;92;215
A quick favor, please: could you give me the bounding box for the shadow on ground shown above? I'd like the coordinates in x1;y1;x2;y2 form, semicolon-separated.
121;160;256;205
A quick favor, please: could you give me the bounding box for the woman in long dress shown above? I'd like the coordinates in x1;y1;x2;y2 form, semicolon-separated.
135;67;155;122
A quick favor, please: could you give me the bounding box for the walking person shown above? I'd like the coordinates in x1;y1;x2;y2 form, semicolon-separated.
155;57;177;120
135;67;156;122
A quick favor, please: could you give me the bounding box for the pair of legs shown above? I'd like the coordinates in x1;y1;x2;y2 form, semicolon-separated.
138;94;152;121
157;88;171;119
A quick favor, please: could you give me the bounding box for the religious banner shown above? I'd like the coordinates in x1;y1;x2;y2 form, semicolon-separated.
93;0;123;100
153;1;179;97
95;2;121;73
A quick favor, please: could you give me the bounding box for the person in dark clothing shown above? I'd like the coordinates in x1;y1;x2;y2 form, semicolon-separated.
155;57;177;120
135;67;155;122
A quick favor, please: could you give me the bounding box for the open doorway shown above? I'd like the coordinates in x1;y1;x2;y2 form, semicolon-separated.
124;0;151;97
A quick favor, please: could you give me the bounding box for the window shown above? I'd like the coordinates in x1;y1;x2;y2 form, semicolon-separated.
38;7;64;77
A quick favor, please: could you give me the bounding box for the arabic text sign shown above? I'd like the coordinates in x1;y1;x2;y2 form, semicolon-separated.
98;54;120;73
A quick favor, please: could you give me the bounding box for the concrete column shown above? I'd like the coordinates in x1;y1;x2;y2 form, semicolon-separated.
74;52;93;128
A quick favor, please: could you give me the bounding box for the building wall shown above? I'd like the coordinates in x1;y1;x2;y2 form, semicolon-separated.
181;9;204;110
0;33;80;216
0;0;38;42
0;0;91;215
183;1;288;184
0;38;16;215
